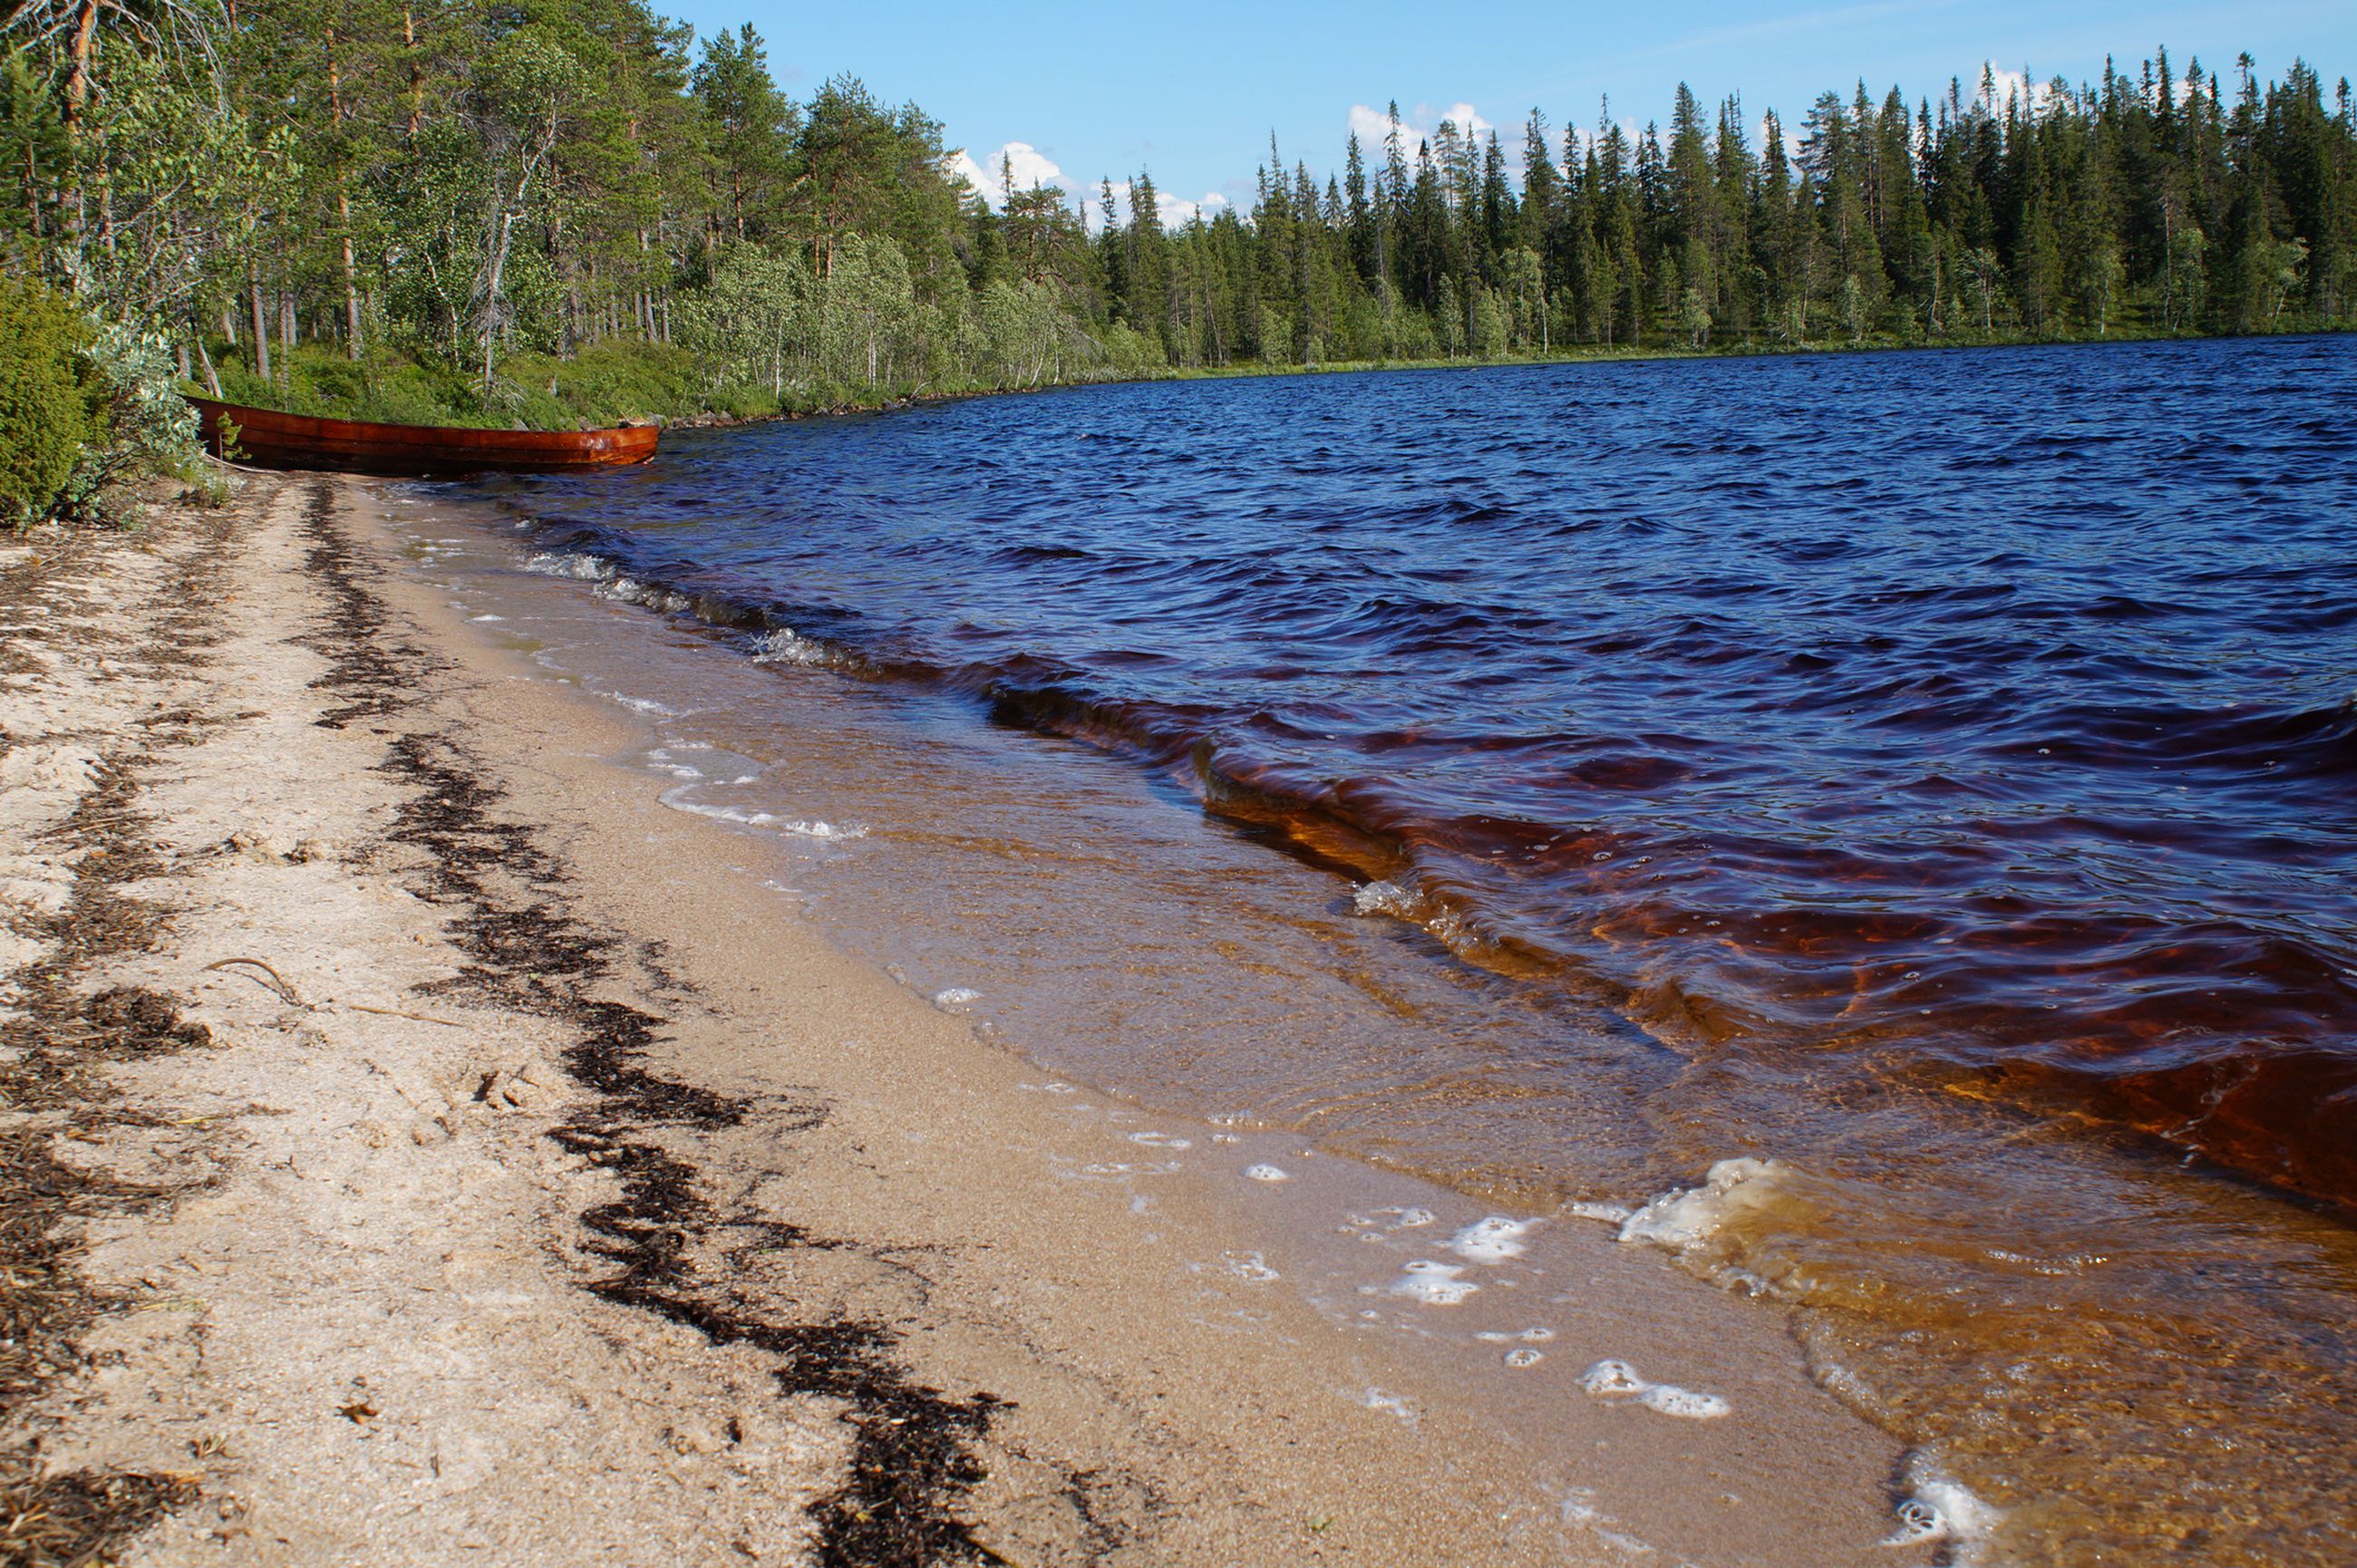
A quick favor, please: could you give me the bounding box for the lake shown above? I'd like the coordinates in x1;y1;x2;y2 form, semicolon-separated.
461;334;2357;1565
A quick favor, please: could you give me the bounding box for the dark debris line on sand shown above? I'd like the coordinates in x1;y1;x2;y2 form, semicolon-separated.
0;523;238;1568
297;480;1025;1568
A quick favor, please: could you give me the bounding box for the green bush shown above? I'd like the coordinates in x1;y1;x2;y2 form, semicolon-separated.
0;276;102;528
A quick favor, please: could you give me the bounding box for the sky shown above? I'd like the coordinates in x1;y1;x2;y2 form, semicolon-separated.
657;1;2356;227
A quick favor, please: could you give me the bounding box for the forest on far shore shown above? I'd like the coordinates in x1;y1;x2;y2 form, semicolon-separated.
2;0;2353;473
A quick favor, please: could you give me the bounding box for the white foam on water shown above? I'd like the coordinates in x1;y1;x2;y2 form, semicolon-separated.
752;627;839;667
1072;1160;1181;1178
1376;1205;1435;1228
1129;1132;1191;1149
1361;1389;1415;1423
1221;1250;1278;1282
1883;1457;2003;1563
597;576;694;614
1243;1164;1290;1183
1389;1260;1478;1305
778;819;866;839
524;550;614;581
1475;1327;1555;1343
931;987;982;1011
1566;1199;1635;1224
1450;1215;1537;1263
469;614;505;623
655;787;867;840
1616;1157;1789;1253
1579;1359;1731;1420
1503;1348;1544;1368
1352;878;1416;918
1637;1385;1731;1419
1557;1490;1657;1558
607;692;677;717
1579;1359;1648;1398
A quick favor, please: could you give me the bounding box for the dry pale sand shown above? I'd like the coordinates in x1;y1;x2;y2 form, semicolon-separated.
0;474;1925;1567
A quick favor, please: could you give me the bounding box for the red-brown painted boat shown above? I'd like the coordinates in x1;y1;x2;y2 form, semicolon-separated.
190;397;660;477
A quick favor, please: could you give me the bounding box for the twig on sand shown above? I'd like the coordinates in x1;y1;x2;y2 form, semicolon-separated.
200;960;467;1027
344;1002;468;1029
200;957;303;1007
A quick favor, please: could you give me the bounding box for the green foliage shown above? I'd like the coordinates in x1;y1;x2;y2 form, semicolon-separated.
5;0;2350;465
0;276;101;528
61;320;208;521
0;280;204;529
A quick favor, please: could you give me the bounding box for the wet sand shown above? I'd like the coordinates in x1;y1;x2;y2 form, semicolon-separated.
0;474;1928;1565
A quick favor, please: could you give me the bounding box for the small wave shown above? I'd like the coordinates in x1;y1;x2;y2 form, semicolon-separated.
597;576;694;614
752;627;846;667
523;549;615;582
656;785;867;839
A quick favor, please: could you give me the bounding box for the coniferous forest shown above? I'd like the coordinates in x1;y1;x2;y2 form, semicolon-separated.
3;0;2353;452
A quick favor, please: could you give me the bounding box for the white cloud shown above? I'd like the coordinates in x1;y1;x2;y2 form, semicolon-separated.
1976;64;2060;118
1344;100;1495;160
1347;102;1393;147
1078;179;1230;233
1158;189;1229;227
951;140;1067;210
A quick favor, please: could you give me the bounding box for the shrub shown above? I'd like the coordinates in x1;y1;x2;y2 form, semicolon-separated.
57;319;207;522
0;276;102;528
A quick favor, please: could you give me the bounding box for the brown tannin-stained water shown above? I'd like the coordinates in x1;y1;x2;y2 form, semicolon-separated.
413;338;2352;1564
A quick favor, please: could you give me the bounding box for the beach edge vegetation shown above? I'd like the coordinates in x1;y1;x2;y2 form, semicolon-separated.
2;1;2352;522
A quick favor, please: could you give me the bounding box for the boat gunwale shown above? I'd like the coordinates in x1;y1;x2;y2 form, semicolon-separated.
189;396;660;474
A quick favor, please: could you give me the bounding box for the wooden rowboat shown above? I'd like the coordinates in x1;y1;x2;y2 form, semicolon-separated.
190;397;660;477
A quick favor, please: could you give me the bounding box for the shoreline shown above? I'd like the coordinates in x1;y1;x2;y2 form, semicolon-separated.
192;322;2351;440
0;475;1925;1564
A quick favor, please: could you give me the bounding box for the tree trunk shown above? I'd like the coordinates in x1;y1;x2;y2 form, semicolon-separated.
56;0;98;250
247;272;271;382
339;196;364;357
328;25;364;359
60;0;98;140
404;8;423;144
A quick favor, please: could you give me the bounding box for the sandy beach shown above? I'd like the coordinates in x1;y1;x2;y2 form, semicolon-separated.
0;473;1932;1567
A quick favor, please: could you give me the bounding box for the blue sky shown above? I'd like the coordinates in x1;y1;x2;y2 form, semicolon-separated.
660;1;2355;226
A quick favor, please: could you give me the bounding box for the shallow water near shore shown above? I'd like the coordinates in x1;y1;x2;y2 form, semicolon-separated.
407;335;2351;1564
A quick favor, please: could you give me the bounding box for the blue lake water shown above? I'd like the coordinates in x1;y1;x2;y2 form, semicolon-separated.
470;334;2357;1565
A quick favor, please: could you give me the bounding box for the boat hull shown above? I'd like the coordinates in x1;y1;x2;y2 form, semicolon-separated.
190;398;660;477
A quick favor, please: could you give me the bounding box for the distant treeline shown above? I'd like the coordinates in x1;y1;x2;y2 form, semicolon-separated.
2;1;2352;429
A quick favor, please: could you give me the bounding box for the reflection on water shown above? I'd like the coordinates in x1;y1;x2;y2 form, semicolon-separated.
444;335;2356;1564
